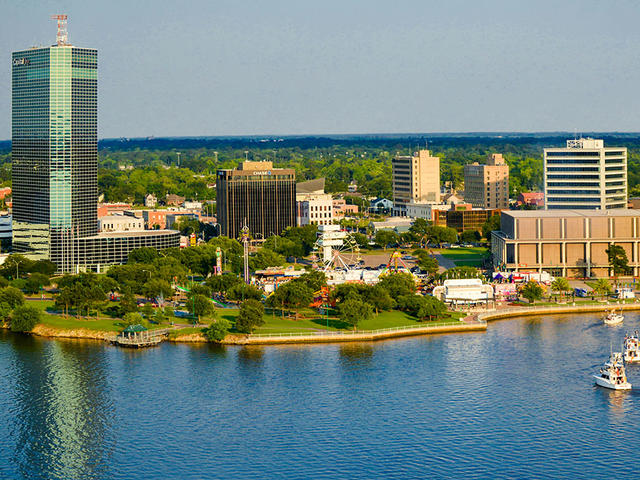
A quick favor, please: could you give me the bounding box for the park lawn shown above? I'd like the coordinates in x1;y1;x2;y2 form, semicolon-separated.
39;314;123;332
438;247;489;267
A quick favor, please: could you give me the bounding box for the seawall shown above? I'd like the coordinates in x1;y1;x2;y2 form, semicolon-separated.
219;322;487;345
477;302;640;323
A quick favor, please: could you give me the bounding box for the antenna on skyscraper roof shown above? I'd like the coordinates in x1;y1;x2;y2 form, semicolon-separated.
51;14;68;46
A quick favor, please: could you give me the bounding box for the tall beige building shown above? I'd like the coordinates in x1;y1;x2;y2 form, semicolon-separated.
463;153;509;209
392;149;440;216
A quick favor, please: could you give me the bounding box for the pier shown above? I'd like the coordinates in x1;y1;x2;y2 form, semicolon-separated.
110;327;174;348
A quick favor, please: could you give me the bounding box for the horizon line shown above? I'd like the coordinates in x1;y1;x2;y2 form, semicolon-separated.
4;130;640;144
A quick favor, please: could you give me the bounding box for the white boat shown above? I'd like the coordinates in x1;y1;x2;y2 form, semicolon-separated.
624;331;640;363
604;310;624;325
593;352;632;390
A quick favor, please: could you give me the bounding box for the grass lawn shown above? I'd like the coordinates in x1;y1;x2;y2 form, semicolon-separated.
25;299;467;337
214;307;465;335
437;247;489;267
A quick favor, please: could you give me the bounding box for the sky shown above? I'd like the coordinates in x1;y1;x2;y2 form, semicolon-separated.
2;0;640;139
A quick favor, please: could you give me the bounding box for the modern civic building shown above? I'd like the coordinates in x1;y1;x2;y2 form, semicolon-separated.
217;161;296;239
11;19;179;272
544;138;627;210
463;153;509;209
492;210;640;278
392;149;440;216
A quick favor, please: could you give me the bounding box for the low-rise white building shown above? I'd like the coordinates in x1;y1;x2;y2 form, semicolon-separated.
184;200;203;210
432;279;494;306
369;217;413;234
99;215;145;233
406;203;451;221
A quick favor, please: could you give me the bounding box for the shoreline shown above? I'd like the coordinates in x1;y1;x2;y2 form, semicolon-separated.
4;302;639;346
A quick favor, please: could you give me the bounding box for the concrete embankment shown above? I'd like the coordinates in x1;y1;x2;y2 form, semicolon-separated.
477;302;640;323
219;322;487;345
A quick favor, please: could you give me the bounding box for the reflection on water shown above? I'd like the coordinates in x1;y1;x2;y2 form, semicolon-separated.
237;345;264;362
7;335;113;480
2;313;640;479
339;343;373;361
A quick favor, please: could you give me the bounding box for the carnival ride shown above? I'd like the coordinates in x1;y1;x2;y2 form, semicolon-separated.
311;225;361;271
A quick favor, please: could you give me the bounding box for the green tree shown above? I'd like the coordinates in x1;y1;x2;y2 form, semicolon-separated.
142;278;174;299
128;247;158;264
235;299;265;333
122;311;146;328
397;294;446;321
521;281;544;304
409;218;431;238
606;244;631;277
482;214;501;240
25;273;51;295
361;284;394;313
339;298;373;330
10;305;41;333
0;302;12;323
282;224;318;255
226;283;263;301
0;286;25;309
377;272;416;298
30;260;57;276
118;289;139;316
0;254;35;280
352;232;369;249
206;273;243;295
296;271;327;292
188;294;215;322
375;230;400;250
267;281;313;318
203;318;231;342
416;254;439;275
460;230;481;243
426;226;457;246
249;248;285;271
188;283;211;298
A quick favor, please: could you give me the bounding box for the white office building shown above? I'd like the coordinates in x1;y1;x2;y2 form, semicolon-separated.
544;138;627;210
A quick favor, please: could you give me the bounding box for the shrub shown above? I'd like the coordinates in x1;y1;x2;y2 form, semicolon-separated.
10;305;41;333
204;318;231;342
0;286;25;308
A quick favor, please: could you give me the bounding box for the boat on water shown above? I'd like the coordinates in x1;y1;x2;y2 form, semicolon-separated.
593;352;632;390
604;309;624;325
624;331;640;362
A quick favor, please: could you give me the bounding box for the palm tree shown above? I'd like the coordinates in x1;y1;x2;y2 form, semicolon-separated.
551;277;570;301
593;278;612;298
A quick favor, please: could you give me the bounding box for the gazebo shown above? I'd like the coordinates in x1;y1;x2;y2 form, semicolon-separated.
122;324;148;338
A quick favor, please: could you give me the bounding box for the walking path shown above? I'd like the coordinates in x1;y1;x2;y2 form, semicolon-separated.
433;253;456;271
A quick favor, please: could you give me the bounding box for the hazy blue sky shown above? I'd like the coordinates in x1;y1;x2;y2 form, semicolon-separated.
2;0;640;138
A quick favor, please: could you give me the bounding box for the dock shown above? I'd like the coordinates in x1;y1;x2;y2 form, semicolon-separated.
110;327;173;348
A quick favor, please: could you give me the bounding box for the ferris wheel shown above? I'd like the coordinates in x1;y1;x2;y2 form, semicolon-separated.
311;225;361;271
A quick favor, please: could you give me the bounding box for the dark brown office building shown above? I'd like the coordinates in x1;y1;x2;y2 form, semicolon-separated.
217;161;296;239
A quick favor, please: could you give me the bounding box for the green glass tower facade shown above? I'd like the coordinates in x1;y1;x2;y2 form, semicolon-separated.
12;45;97;270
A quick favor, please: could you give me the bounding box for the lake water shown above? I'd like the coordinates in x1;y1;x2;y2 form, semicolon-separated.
1;313;640;479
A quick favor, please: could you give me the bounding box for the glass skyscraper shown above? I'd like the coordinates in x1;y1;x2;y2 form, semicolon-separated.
12;44;97;270
12;30;180;273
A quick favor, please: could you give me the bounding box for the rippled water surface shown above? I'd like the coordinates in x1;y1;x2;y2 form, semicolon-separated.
2;313;640;479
